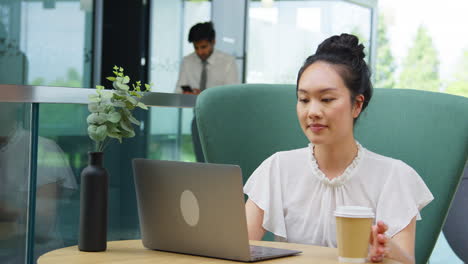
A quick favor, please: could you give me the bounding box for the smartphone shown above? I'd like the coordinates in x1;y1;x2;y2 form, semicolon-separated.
181;85;193;93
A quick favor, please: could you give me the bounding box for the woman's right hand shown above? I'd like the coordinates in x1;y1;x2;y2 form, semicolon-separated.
368;221;389;262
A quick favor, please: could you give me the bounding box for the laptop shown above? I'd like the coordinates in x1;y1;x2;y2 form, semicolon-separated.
132;159;301;262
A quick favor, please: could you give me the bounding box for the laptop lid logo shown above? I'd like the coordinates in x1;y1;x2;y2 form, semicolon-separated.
180;190;200;227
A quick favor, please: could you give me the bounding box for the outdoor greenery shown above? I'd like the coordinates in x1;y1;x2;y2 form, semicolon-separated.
398;25;440;91
375;16;466;98
31;68;82;88
445;49;468;97
349;26;369;65
147;135;196;162
86;66;151;152
375;14;396;89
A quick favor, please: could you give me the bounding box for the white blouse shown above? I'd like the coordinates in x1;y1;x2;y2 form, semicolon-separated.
243;143;434;247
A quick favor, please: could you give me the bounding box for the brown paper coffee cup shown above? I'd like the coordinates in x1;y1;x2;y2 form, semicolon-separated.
335;206;374;263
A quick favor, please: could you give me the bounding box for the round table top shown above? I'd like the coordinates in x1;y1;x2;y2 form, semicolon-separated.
38;240;401;264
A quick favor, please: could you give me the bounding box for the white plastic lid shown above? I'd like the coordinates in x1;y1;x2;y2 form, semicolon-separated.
334;206;375;218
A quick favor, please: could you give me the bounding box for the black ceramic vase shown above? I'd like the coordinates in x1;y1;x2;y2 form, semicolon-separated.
79;152;108;252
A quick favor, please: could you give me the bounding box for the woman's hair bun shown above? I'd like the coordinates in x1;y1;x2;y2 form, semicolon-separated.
315;33;365;61
296;33;373;118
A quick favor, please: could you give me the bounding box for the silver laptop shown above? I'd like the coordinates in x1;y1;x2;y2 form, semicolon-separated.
132;159;301;262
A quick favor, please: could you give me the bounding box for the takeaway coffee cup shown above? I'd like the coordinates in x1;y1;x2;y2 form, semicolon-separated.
334;206;375;263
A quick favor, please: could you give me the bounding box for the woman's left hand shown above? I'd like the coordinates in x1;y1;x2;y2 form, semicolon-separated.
369;221;390;262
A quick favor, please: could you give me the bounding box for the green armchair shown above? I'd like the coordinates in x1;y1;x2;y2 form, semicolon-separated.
195;84;468;264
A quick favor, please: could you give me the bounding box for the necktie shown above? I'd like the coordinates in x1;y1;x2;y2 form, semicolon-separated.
200;60;208;91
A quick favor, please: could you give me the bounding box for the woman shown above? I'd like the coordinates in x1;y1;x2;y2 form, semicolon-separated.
243;34;433;264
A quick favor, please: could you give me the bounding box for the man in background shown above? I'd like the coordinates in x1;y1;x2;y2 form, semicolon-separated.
175;22;239;161
175;22;239;94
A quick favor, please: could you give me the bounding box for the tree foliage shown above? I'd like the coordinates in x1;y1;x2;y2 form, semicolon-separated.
445;49;468;97
398;25;440;91
31;68;82;87
374;14;396;89
349;26;369;65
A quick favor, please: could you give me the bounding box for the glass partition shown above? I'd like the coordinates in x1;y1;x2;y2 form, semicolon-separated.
149;0;212;163
0;83;197;264
34;103;89;261
0;0;92;87
31;100;195;262
0;102;32;264
148;107;196;162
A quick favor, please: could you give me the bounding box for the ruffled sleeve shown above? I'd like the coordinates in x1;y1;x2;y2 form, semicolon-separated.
376;160;434;238
243;153;287;239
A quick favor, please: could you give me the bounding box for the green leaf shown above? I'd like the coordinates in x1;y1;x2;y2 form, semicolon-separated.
119;67;123;72
127;114;140;125
104;105;114;113
88;124;106;142
106;123;120;133
113;65;118;70
87;113;107;124
115;90;127;97
88;102;103;113
95;124;108;141
96;124;107;133
87;124;97;134
96;85;105;90
106;77;116;81
129;91;139;97
107;131;122;142
125;101;136;110
119;119;134;132
112;100;126;108
107;111;121;123
121;129;135;138
101;90;113;99
137;102;148;110
122;76;130;84
126;95;137;105
113;81;130;91
88;94;101;103
122;108;131;115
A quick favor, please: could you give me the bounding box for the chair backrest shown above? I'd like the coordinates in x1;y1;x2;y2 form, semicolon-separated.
195;84;468;264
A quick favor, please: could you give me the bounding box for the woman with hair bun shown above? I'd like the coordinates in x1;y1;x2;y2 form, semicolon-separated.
244;34;433;264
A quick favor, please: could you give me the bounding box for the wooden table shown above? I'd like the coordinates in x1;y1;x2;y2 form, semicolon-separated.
38;240;400;264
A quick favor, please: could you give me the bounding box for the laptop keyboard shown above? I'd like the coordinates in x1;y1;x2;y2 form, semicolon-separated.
249;245;300;261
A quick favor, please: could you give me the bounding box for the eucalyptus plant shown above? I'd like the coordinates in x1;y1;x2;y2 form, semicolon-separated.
87;66;151;152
